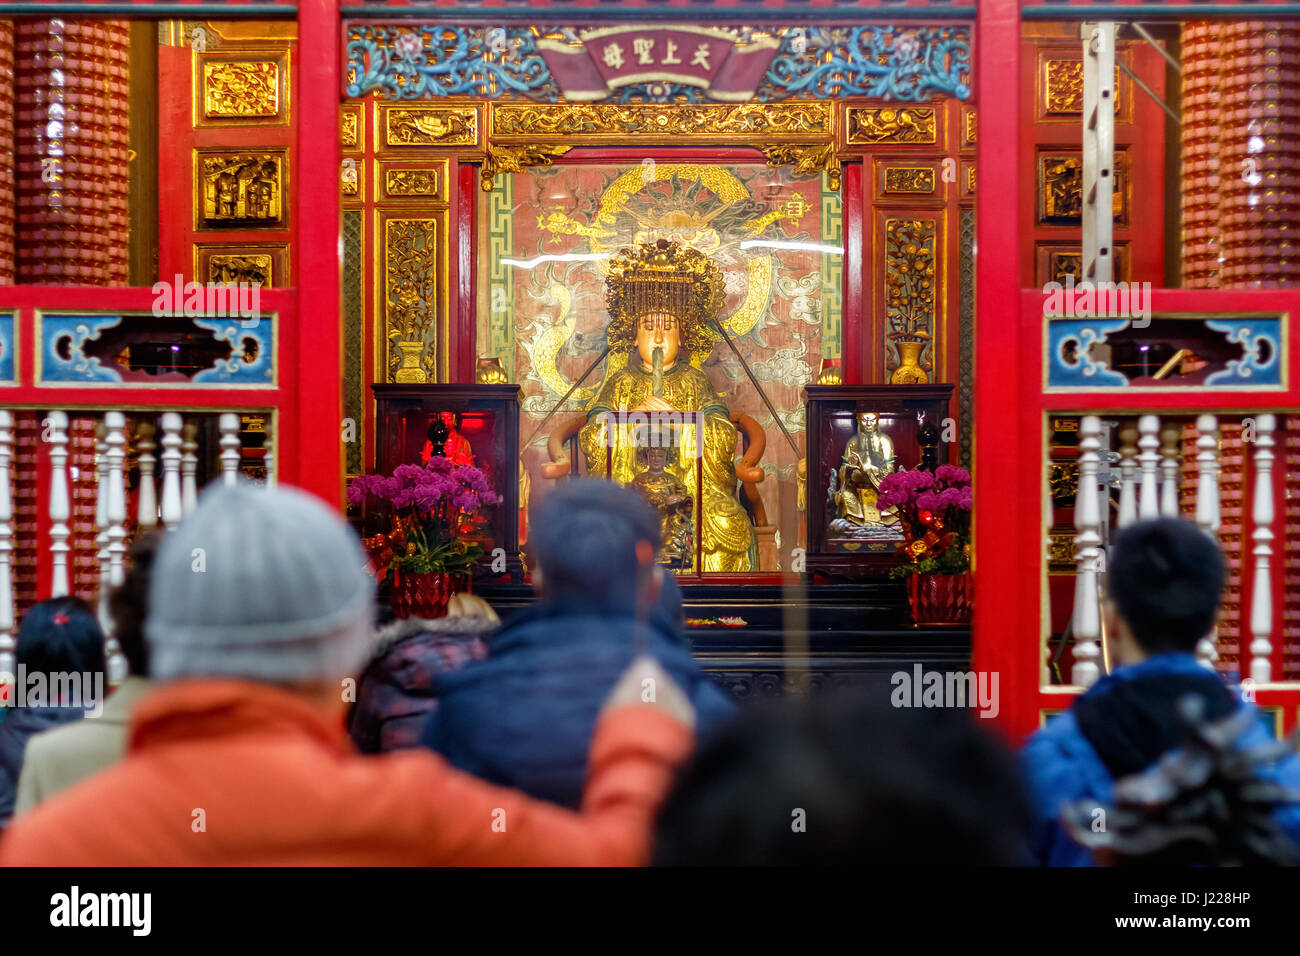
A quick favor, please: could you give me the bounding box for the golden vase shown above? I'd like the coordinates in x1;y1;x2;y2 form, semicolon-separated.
394;341;427;383
890;339;929;385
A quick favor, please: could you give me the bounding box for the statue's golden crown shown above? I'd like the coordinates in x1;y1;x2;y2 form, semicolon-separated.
605;239;724;337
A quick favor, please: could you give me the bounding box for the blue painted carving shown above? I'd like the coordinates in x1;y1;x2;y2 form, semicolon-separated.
760;26;971;101
42;315;127;383
1204;319;1282;387
346;26;558;100
193;318;274;385
344;24;971;103
40;313;274;386
1048;319;1130;388
0;313;13;384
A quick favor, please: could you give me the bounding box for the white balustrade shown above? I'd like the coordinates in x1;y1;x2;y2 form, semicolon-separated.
1195;414;1221;669
46;411;71;598
1249;414;1277;684
94;422;111;629
219;413;241;486
102;412;128;682
1072;415;1103;688
136;422;158;530
263;429;275;490
1159;421;1182;518
1137;414;1160;520
159;413;183;527
0;412;13;680
181;422;199;514
1116;420;1138;528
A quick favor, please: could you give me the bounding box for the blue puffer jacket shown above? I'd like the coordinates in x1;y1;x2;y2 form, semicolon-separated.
421;596;736;809
0;705;86;828
1022;653;1300;866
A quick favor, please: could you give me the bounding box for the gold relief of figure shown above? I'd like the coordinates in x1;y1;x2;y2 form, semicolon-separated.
341;111;359;148
630;442;695;571
828;413;901;540
203;61;279;118
1044;61;1120;115
384;218;440;382
845;107;937;145
552;240;757;573
199;152;284;228
208;254;272;287
386;107;478;146
883;167;936;194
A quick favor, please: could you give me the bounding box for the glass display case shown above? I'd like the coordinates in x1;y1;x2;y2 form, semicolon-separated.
804;384;954;581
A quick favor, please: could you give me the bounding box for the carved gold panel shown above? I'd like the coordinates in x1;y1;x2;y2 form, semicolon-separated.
380;160;449;201
382;215;446;383
882;166;936;195
883;216;938;383
490;101;832;141
341;159;361;197
1036;243;1129;286
195;148;287;230
964;163;976;196
341;104;362;151
194;242;289;288
961;106;976;149
1044;60;1121;116
844;106;937;146
1037;150;1127;225
1047;531;1076;570
193;49;289;127
384;106;479;147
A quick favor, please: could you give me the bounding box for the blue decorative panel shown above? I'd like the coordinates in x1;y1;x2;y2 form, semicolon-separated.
345;24;971;103
1203;319;1282;387
0;313;14;384
1047;319;1130;389
40;313;275;387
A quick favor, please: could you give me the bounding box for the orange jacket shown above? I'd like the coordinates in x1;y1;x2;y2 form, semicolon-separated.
0;679;691;866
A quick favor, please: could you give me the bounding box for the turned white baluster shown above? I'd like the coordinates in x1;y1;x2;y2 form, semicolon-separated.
263;429;275;489
1249;414;1277;684
47;411;71;598
219;413;241;486
181;422;199;514
103;411;128;682
1159;420;1182;518
1137;414;1161;520
1116;421;1138;528
159;413;183;527
1195;414;1221;669
94;422;110;627
1072;416;1103;688
136;422;158;530
0;412;14;680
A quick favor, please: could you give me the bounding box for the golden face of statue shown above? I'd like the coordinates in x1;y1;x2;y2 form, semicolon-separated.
858;413;879;434
635;312;681;370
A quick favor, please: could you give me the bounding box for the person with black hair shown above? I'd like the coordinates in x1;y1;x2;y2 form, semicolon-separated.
14;534;159;814
653;691;1035;866
421;479;735;809
0;596;106;828
1022;517;1300;865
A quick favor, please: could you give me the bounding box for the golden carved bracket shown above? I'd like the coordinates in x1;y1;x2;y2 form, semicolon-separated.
480;144;573;192
760;144;841;191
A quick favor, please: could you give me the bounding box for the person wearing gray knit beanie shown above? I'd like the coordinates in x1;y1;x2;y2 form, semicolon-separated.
145;481;375;685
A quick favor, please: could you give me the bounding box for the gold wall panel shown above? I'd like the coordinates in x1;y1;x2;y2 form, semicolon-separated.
195;148;288;230
192;49;289;127
380;160;450;201
341;159;360;197
383;215;445;383
1044;60;1120;116
844;106;936;146
965;163;976;196
490;101;832;141
1037;150;1128;225
882;166;936;195
883;216;938;383
194;242;289;288
961;106;977;148
384;106;479;147
341;104;362;151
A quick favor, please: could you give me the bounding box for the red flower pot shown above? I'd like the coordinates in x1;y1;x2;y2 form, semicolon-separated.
390;571;453;620
907;572;972;626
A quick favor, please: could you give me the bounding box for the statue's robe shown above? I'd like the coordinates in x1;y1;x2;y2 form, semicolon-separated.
579;361;756;572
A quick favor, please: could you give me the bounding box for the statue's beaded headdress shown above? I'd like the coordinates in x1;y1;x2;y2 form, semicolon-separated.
604;239;722;354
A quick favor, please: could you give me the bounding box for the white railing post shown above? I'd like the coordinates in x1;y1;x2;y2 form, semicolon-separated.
1138;414;1160;520
263;428;275;490
103;411;128;682
47;411;71;598
136;421;158;531
1117;420;1138;528
219;413;241;486
1073;415;1103;688
181;421;199;514
1195;414;1221;669
1249;414;1276;684
1160;420;1182;517
94;421;111;628
159;413;183;528
0;411;13;680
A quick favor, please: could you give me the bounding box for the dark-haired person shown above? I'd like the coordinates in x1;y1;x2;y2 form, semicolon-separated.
653;692;1035;866
422;479;735;809
0;597;106;828
15;534;159;813
1022;517;1300;866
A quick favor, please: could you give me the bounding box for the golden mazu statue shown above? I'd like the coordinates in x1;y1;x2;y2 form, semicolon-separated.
575;239;757;572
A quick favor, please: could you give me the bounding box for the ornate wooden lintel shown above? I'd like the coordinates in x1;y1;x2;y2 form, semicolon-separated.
480;144;573;192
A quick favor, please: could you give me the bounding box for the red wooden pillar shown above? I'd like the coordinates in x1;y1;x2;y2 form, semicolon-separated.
293;0;343;505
